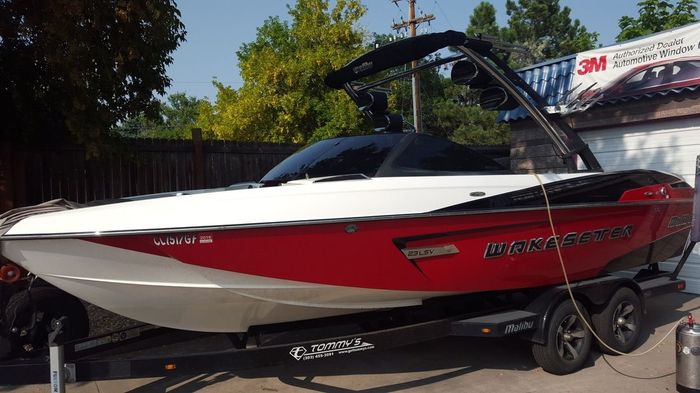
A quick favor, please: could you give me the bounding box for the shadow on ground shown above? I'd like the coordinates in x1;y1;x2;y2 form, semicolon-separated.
123;335;534;393
104;293;698;393
1;294;692;393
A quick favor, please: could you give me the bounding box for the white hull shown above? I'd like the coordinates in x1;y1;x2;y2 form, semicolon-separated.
2;175;585;332
4;174;586;237
1;238;454;332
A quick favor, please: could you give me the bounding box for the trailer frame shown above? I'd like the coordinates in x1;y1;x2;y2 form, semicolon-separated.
0;266;688;390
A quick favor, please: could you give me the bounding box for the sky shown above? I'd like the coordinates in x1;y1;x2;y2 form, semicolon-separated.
164;0;642;100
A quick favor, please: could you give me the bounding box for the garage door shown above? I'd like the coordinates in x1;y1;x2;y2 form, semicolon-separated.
578;116;700;294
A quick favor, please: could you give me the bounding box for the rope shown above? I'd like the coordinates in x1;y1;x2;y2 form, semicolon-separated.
533;173;684;371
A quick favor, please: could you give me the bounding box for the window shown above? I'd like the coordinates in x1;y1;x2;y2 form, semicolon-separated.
623;65;666;91
261;134;405;183
261;138;340;183
392;134;506;173
671;60;700;83
625;70;646;85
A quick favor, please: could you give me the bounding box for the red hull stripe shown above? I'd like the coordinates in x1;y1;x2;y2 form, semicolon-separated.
85;201;692;292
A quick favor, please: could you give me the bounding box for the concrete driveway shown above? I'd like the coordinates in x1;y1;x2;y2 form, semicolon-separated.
2;293;698;393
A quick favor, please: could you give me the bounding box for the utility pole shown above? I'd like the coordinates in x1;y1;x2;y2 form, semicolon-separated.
391;0;434;132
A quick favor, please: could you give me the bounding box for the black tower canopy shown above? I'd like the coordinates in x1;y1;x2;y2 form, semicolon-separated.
324;31;468;89
324;30;603;173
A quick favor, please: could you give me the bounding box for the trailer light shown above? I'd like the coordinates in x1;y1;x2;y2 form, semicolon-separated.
0;264;21;284
678;282;686;290
165;363;177;371
481;328;492;334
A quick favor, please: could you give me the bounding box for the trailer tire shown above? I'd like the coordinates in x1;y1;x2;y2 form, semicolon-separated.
591;287;641;355
3;287;89;356
531;299;592;375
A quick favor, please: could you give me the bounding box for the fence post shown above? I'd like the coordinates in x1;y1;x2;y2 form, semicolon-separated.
191;128;205;189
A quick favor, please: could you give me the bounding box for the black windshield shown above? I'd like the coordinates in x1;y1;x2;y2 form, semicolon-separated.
261;133;507;184
390;134;506;173
261;134;406;183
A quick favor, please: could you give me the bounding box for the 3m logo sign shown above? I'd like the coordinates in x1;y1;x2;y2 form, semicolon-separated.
577;55;607;75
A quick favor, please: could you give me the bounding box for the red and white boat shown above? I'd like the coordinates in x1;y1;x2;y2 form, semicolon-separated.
0;31;693;332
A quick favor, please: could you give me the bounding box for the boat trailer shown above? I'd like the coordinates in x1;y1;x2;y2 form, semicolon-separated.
0;270;688;390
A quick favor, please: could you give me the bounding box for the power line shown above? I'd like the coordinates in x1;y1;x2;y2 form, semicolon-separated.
433;0;454;30
390;0;435;133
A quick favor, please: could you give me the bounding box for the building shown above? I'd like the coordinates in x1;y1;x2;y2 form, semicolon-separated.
500;24;700;294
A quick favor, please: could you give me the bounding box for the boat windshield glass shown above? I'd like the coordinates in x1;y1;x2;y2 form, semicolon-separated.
261;134;405;183
392;134;506;173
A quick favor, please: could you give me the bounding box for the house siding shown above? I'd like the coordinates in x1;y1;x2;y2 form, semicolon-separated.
578;116;700;294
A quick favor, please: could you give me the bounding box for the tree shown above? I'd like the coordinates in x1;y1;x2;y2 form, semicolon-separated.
617;0;698;41
453;0;602;144
429;81;510;145
465;1;598;66
155;93;205;139
466;2;501;38
436;100;510;145
0;0;186;154
116;93;205;139
503;0;598;64
386;54;445;127
199;0;368;143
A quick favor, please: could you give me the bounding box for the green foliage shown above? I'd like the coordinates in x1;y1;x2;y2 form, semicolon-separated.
385;62;509;145
371;33;397;47
444;103;510;145
201;0;511;146
430;83;510;145
0;0;186;155
460;1;597;143
466;2;501;37
466;0;598;67
388;56;444;125
617;0;698;41
116;93;205;139
199;0;368;143
196;81;238;139
504;0;598;64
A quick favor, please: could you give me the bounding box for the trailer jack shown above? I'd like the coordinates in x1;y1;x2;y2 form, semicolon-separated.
47;316;73;393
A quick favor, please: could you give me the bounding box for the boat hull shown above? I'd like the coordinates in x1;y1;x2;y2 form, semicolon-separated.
1;201;691;332
0;171;693;332
1;238;454;332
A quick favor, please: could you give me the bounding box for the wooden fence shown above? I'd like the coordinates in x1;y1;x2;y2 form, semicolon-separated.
0;132;510;213
0;132;299;213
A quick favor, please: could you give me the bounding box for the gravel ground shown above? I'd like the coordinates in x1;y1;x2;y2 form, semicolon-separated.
84;303;141;336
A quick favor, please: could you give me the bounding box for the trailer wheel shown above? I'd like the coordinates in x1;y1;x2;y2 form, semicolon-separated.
591;287;641;355
531;299;592;375
3;287;89;356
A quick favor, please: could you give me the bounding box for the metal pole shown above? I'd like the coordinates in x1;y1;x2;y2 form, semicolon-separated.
391;1;433;132
671;241;696;280
409;0;421;132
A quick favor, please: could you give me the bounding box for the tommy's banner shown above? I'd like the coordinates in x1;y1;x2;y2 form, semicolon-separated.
572;22;700;102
